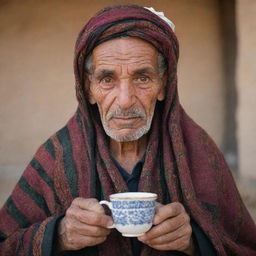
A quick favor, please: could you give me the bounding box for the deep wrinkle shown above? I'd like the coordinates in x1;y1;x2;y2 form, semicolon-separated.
88;37;165;172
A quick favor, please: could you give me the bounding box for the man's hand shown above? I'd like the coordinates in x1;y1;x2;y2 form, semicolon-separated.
57;198;113;252
138;202;196;256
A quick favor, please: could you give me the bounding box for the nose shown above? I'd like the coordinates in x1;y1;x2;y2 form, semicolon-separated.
116;80;136;109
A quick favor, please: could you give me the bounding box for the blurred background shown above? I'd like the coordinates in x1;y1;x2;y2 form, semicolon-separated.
0;0;255;221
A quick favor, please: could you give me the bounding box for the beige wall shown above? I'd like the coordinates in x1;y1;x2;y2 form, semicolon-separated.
236;0;256;219
0;0;225;205
237;0;256;179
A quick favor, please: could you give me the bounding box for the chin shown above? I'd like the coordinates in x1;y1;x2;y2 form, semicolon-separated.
104;126;150;142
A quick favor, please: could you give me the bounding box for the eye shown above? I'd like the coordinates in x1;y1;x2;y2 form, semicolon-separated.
98;76;115;89
101;76;113;83
135;76;150;83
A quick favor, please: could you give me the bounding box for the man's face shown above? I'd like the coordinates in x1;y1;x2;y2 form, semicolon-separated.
87;37;165;142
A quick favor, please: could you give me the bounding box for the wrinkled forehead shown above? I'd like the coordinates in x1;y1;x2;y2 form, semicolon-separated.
91;37;159;70
74;5;179;107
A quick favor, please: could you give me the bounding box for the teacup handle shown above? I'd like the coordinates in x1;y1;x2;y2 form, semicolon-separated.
99;200;115;229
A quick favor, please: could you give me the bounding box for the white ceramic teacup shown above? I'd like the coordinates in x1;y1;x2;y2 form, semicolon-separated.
100;192;157;237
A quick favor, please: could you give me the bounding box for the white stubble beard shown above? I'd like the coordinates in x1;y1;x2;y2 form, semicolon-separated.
98;103;156;142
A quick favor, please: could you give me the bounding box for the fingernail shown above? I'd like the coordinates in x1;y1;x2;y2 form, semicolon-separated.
153;216;159;225
107;220;113;226
138;235;146;241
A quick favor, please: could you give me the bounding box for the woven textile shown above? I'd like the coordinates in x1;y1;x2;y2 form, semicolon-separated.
0;4;255;256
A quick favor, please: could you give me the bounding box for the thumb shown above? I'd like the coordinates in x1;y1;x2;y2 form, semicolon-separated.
75;197;105;213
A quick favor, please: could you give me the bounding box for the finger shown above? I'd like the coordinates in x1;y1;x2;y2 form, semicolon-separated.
73;197;105;213
79;235;108;247
139;212;190;241
146;235;192;252
63;232;108;250
141;223;192;246
153;202;185;225
66;205;113;228
65;218;111;237
76;224;111;237
155;202;163;209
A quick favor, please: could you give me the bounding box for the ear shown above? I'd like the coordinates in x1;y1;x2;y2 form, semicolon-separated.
157;72;167;101
84;74;96;104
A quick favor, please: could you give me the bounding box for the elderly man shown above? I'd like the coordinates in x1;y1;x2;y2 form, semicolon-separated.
0;4;255;256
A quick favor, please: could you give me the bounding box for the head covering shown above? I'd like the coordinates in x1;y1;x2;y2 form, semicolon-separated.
0;4;255;256
144;7;176;31
66;4;256;256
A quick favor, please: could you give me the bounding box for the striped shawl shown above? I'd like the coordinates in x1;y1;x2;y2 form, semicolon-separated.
0;4;256;256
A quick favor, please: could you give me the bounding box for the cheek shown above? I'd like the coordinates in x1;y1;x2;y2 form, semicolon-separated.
91;89;115;117
90;86;103;102
136;91;159;114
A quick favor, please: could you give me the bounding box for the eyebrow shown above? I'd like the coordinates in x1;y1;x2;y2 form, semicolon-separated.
94;70;115;77
133;67;154;75
93;67;155;77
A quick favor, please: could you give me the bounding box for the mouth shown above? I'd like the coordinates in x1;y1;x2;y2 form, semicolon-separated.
111;116;143;127
113;116;140;122
114;116;140;119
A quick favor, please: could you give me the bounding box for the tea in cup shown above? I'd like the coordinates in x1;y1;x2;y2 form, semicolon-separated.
100;192;157;237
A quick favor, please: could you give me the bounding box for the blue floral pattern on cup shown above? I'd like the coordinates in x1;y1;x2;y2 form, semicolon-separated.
112;200;155;209
111;200;156;226
99;192;157;236
112;208;155;225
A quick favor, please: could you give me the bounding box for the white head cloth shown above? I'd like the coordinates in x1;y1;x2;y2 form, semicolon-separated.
144;7;175;32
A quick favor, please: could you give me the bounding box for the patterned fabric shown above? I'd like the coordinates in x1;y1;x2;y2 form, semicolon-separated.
0;4;256;256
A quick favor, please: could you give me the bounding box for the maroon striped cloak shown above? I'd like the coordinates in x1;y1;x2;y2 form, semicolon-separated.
0;4;255;256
